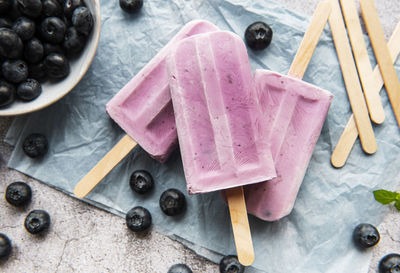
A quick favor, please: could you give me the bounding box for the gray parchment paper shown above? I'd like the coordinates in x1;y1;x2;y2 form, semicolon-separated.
5;0;400;272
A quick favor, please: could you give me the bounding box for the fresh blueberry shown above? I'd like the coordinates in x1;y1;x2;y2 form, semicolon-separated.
16;0;42;18
159;189;186;216
0;28;23;59
129;170;154;194
42;0;63;17
16;78;41;101
0;0;11;14
40;17;66;44
24;37;44;63
0;233;12;259
5;181;32;206
8;0;23;20
0;80;15;107
119;0;143;13
28;61;46;80
63;0;83;18
244;21;273;51
353;223;380;249
167;264;193;273
2;59;28;83
219;255;245;273
24;209;51;234
44;53;69;79
125;206;152;232
0;17;12;28
63;26;86;56
43;42;65;56
379;253;400;273
71;6;93;36
12;16;35;41
22;133;48;158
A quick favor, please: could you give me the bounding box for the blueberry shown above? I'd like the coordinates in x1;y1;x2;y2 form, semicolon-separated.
353;223;380;249
72;6;93;36
16;0;42;18
24;37;44;63
12;16;35;41
379;253;400;273
63;0;83;18
159;189;186;216
129;170;154;194
28;61;46;80
24;209;51;234
5;181;32;206
0;233;12;259
16;78;41;101
2;59;28;83
0;80;15;107
0;0;11;14
119;0;143;13
44;53;69;79
40;17;66;44
22;133;48;158
167;264;193;273
63;26;86;56
219;255;245;273
43;42;65;56
42;0;63;17
0;17;13;28
125;206;152;232
0;28;23;59
244;21;273;51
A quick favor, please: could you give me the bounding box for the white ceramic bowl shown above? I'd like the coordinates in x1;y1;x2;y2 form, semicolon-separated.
0;0;101;116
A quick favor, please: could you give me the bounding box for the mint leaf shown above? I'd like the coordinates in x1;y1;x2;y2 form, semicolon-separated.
395;200;400;211
373;190;398;205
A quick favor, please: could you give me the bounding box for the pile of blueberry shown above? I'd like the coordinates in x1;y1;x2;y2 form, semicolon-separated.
125;170;187;233
0;0;94;108
1;181;51;260
126;170;246;272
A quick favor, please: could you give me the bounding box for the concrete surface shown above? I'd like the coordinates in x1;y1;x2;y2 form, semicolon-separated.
1;0;400;272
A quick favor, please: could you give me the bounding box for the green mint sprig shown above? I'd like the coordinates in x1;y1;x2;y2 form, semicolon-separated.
373;189;400;210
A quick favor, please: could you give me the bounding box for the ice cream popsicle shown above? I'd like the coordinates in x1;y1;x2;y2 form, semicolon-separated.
106;20;219;163
167;31;276;194
244;0;333;221
167;30;276;265
244;70;333;221
74;20;219;198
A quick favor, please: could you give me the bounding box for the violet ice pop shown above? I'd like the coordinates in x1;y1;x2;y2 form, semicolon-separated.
74;20;219;198
167;31;276;194
244;0;333;221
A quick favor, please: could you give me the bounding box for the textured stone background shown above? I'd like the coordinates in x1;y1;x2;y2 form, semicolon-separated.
1;0;400;272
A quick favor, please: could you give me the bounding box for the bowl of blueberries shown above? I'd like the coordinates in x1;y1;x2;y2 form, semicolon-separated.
0;0;101;116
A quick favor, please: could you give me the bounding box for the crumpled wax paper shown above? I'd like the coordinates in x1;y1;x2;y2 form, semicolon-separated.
5;0;400;272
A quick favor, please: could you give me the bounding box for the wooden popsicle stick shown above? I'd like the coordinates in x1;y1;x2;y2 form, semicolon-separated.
360;0;400;128
288;0;332;78
226;187;254;266
74;134;137;198
331;21;400;168
340;0;385;124
328;0;377;154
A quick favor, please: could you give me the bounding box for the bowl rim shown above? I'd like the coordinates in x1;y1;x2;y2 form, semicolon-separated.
0;0;102;117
